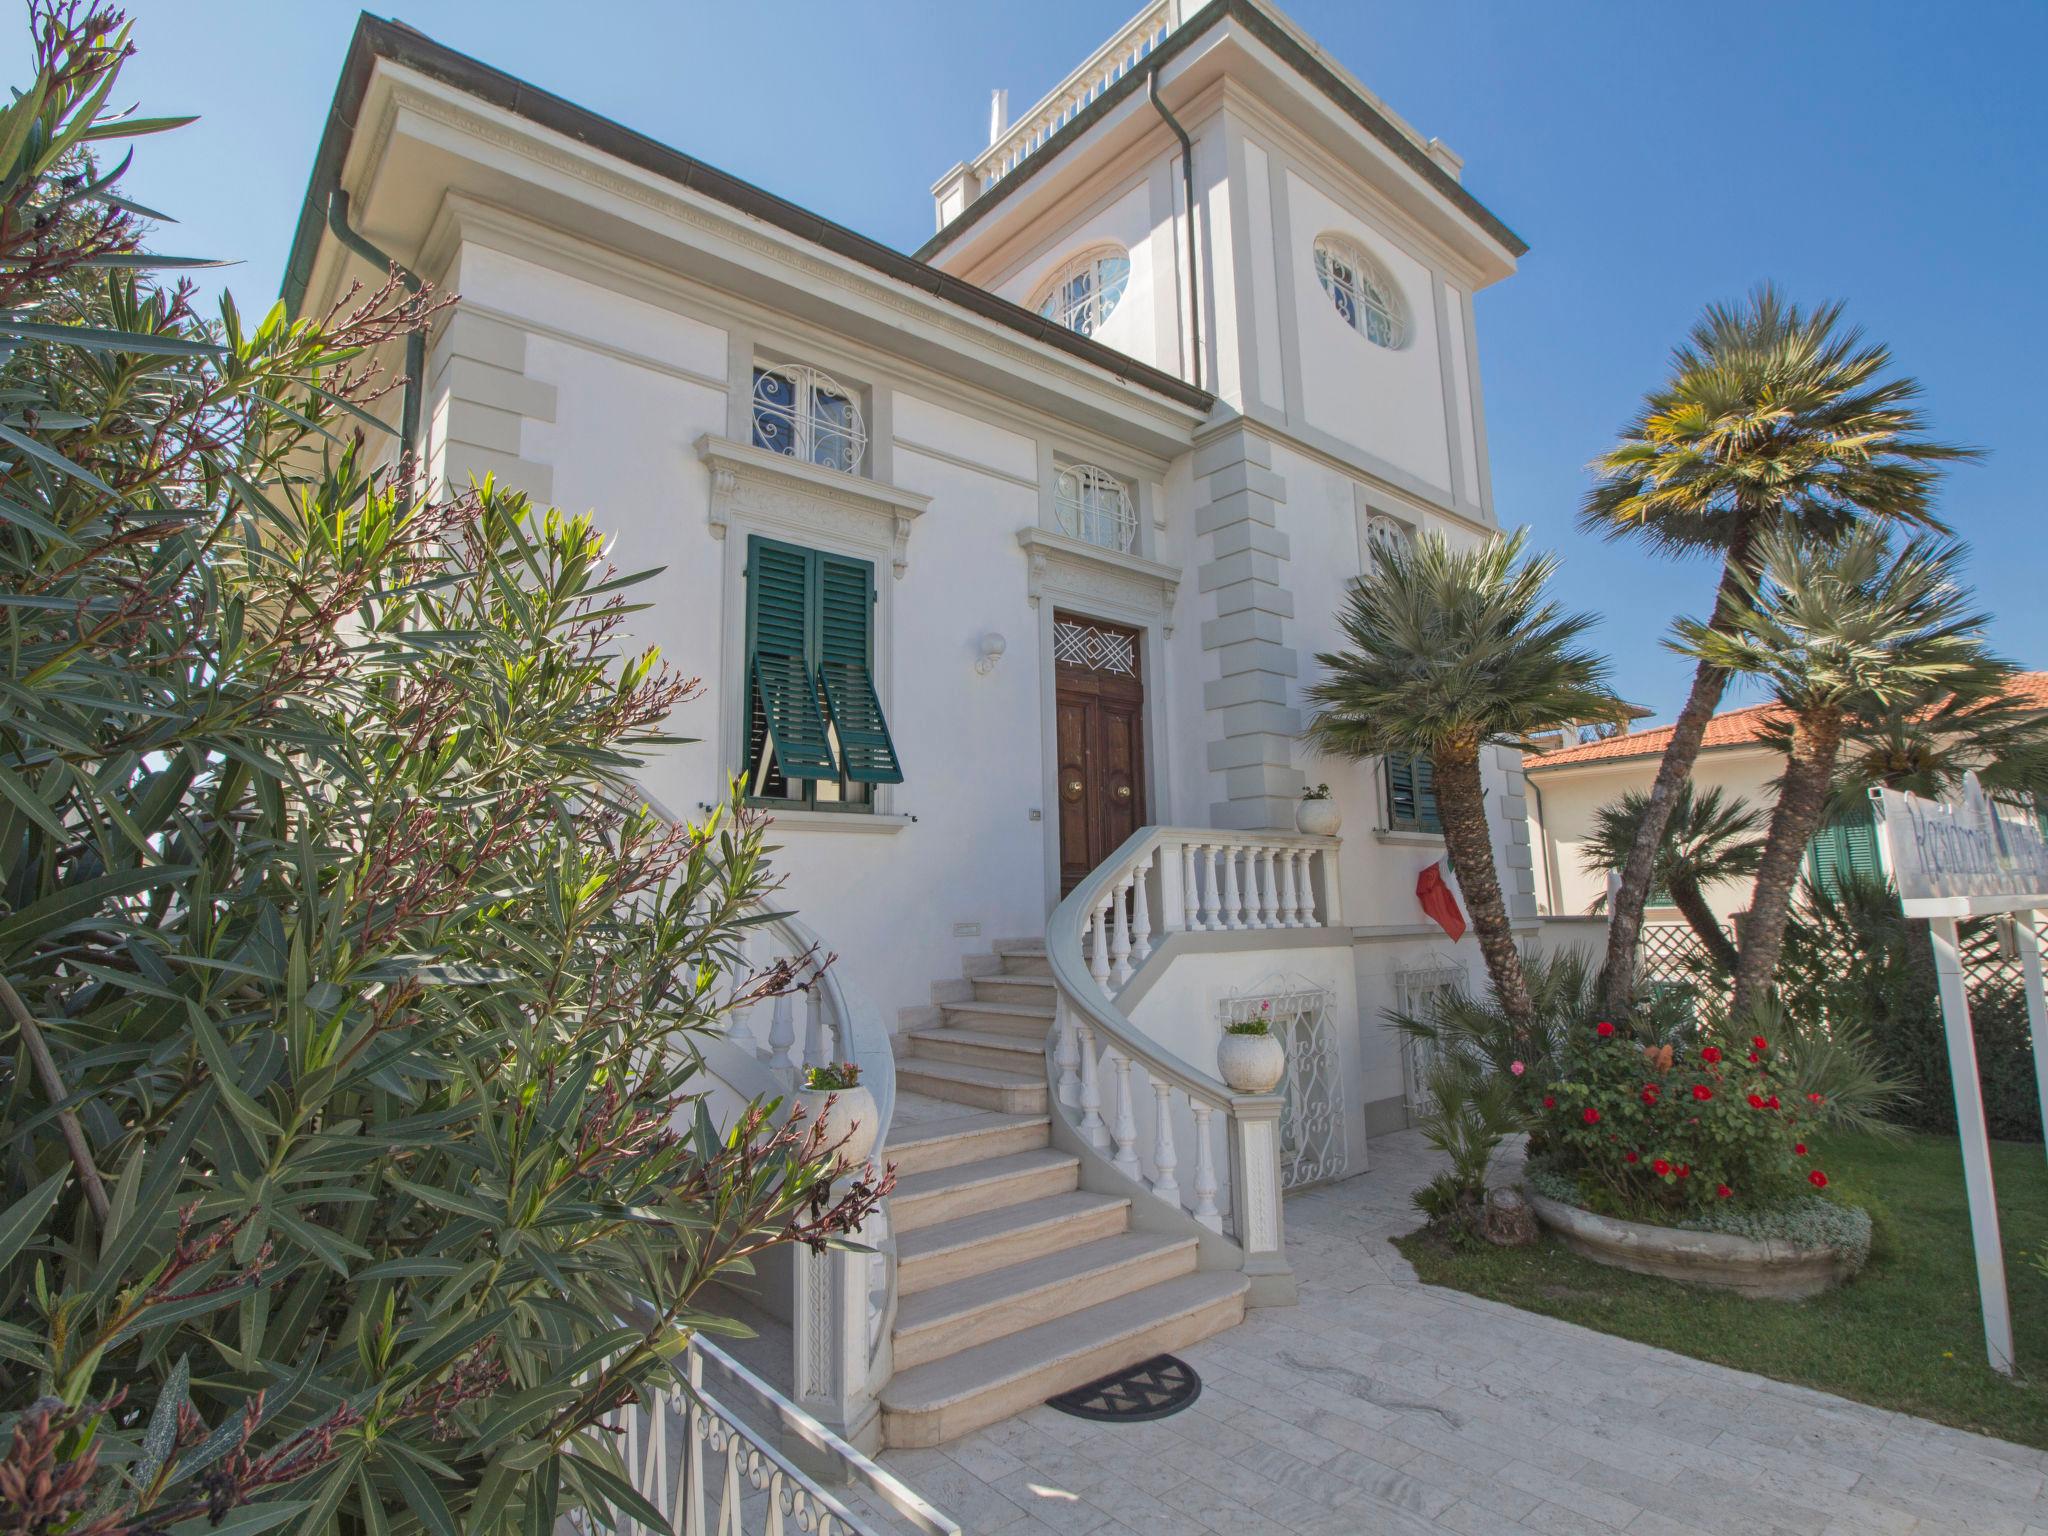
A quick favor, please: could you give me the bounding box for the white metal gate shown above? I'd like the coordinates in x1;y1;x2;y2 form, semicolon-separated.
1223;983;1345;1188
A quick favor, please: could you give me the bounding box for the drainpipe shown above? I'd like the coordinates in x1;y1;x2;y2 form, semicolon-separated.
325;189;425;470
1148;71;1201;393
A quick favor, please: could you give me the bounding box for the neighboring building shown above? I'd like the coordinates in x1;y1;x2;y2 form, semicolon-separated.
283;0;1538;1448
1526;674;2048;928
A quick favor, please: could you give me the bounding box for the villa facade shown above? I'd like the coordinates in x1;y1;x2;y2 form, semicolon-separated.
285;0;1549;1452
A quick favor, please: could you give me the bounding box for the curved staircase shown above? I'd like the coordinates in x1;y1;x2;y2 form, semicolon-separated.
878;939;1249;1448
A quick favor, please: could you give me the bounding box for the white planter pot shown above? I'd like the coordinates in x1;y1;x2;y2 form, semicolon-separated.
1217;1031;1287;1094
1296;798;1341;837
796;1083;879;1170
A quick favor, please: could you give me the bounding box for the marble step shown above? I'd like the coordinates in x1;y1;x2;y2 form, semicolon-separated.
895;1190;1133;1295
971;973;1058;1006
892;1231;1198;1371
895;1055;1047;1114
884;1110;1049;1177
993;938;1050;978
906;1026;1043;1074
890;1148;1078;1234
880;1270;1249;1448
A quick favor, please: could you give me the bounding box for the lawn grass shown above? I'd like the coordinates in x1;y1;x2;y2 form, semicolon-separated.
1395;1130;2048;1449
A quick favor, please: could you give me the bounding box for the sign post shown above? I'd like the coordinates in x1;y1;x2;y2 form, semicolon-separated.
1870;773;2048;1376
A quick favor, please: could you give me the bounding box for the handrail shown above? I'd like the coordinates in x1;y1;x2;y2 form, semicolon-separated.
974;0;1175;188
601;1330;960;1536
1043;824;1338;1295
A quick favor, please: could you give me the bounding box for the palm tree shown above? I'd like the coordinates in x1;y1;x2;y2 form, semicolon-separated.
1306;530;1622;1027
1581;782;1765;975
1583;286;1976;1017
1677;525;1993;1019
1804;665;2048;809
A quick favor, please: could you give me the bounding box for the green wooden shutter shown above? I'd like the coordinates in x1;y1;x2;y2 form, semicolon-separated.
816;553;903;784
746;536;836;782
1385;753;1441;833
1806;807;1880;898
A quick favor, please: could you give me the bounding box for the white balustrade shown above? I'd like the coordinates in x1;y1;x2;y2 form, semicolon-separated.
1149;1080;1180;1207
1108;1049;1143;1180
1077;1020;1107;1150
1130;853;1154;964
972;1;1175;190
766;992;796;1070
1190;1101;1222;1232
1109;875;1134;986
1054;996;1081;1107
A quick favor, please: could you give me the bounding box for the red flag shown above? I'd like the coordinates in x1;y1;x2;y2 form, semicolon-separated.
1417;857;1466;942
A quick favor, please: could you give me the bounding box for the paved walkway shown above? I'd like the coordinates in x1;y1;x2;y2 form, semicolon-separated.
878;1130;2048;1536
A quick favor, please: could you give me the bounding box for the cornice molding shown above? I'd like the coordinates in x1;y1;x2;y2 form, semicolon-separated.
698;436;928;579
1016;526;1181;631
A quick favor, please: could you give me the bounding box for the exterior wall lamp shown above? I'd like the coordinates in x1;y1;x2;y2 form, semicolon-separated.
976;632;1007;675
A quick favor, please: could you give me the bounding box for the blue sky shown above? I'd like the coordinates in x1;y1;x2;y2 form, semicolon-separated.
26;1;2046;718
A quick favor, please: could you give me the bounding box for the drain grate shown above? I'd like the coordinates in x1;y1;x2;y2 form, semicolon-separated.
1046;1354;1200;1422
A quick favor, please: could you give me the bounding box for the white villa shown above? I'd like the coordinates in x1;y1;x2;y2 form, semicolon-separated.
284;0;1564;1465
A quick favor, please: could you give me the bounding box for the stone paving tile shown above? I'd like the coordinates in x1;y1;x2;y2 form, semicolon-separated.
875;1129;2047;1535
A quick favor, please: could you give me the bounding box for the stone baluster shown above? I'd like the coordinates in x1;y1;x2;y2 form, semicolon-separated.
1077;1022;1107;1151
1221;845;1245;930
1088;902;1112;994
1278;848;1301;928
1150;1080;1181;1207
802;984;830;1072
1107;1050;1142;1180
1293;847;1318;926
1200;844;1221;930
1054;995;1081;1108
1180;842;1200;930
1259;848;1280;929
1130;855;1154;965
1190;1101;1222;1232
1109;874;1135;987
766;992;795;1069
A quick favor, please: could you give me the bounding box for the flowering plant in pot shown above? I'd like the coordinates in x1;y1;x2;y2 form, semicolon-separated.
797;1060;879;1169
1297;782;1341;837
1218;1005;1288;1093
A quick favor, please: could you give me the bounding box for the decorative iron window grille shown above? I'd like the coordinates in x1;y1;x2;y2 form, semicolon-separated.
1053;618;1138;677
1313;234;1406;349
1363;509;1414;569
1222;982;1345;1189
1034;247;1131;337
1394;966;1467;1117
1053;464;1138;553
751;363;867;474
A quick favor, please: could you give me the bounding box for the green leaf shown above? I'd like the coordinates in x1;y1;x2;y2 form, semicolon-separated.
381;1445;458;1536
187;1003;283;1136
0;1169;67;1269
165;1499;308;1536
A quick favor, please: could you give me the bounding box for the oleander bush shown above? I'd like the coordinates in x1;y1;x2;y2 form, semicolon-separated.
0;10;879;1535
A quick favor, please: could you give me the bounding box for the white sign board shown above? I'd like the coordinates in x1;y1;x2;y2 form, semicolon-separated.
1871;775;2048;917
1869;773;2048;1377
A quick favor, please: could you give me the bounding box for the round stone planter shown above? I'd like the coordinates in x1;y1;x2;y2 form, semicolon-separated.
796;1083;879;1170
1525;1191;1858;1300
1296;797;1341;837
1217;1030;1286;1094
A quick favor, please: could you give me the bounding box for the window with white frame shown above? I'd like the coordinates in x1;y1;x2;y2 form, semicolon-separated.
1363;508;1414;570
751;362;867;474
1033;247;1130;337
1313;234;1406;349
1053;463;1137;553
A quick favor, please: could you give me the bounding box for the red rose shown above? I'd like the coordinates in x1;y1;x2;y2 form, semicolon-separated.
1701;1046;1722;1064
1809;1169;1828;1189
1747;1051;1760;1063
1543;1095;1556;1109
1752;1035;1769;1052
1582;1107;1601;1125
1641;1086;1660;1105
1676;1164;1691;1178
1747;1093;1766;1109
1766;1095;1781;1110
1716;1183;1733;1199
1596;1021;1616;1038
1807;1092;1824;1104
1794;1143;1807;1156
1652;1158;1671;1175
1691;1084;1713;1101
1624;1150;1640;1164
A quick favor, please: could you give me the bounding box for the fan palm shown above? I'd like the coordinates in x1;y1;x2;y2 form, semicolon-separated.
1306;530;1623;1027
1677;525;1994;1018
1582;782;1765;974
1583;286;1976;1016
1789;664;2048;811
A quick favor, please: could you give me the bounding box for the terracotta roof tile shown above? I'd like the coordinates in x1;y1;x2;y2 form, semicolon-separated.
1524;672;2048;770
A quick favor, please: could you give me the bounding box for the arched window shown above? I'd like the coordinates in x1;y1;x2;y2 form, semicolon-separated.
1363;510;1413;569
751;363;867;474
1313;234;1406;349
1033;247;1131;337
1053;463;1137;553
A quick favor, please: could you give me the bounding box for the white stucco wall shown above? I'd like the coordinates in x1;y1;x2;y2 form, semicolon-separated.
990;176;1164;373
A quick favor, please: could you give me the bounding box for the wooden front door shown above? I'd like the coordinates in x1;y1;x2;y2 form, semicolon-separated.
1054;615;1148;894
